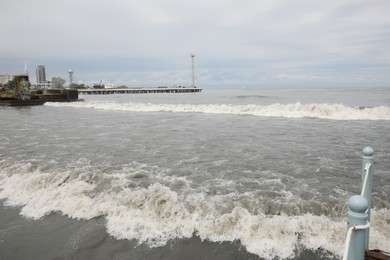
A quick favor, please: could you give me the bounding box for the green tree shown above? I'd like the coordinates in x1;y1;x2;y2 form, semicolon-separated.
69;83;87;89
51;77;66;89
115;85;128;89
7;78;17;89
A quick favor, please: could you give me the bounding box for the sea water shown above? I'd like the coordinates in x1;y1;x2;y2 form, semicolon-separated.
0;87;389;260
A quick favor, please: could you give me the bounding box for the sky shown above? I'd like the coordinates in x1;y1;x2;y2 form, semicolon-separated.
1;0;390;88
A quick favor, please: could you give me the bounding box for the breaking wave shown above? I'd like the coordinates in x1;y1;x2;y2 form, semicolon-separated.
45;101;390;120
1;159;389;259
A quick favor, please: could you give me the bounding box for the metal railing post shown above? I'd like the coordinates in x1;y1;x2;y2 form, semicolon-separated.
346;195;369;260
361;146;374;250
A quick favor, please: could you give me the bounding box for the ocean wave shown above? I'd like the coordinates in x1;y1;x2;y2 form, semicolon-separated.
45;101;390;120
1;160;389;259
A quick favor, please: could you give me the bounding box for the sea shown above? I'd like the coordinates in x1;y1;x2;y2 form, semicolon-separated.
0;87;389;260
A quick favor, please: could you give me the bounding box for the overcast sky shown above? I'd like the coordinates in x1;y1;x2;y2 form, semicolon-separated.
1;0;390;88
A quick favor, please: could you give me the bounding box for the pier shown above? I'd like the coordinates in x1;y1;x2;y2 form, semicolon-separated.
78;87;202;95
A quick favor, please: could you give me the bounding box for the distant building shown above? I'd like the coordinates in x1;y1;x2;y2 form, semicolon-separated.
33;65;53;89
0;74;29;93
36;65;46;83
0;74;15;85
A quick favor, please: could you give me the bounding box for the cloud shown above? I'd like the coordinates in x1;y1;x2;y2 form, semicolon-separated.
0;0;389;87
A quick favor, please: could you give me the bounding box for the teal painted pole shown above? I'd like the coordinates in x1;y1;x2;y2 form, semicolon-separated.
361;147;374;250
346;195;369;260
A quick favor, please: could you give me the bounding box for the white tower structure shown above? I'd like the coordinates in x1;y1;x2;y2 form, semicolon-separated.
68;70;74;85
190;54;195;88
24;60;28;75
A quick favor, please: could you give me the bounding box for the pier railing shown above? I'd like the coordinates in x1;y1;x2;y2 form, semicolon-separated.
343;147;378;260
78;87;202;95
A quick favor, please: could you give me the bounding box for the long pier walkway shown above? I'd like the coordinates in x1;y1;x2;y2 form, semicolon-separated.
78;87;202;95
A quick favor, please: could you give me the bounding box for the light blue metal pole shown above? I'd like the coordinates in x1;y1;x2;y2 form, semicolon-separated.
346;195;369;260
361;146;374;250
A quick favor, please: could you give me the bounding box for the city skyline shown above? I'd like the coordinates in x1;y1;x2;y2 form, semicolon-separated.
1;63;113;87
1;0;390;88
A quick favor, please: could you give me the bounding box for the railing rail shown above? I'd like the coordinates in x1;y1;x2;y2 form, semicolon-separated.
361;162;372;197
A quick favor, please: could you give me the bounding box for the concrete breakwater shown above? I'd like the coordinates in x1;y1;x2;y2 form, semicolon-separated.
31;89;79;102
78;87;202;95
0;89;80;106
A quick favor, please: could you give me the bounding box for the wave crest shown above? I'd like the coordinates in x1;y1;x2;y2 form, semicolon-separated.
45;101;390;120
1;160;390;259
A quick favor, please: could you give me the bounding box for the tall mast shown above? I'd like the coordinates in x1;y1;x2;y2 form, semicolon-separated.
190;54;195;88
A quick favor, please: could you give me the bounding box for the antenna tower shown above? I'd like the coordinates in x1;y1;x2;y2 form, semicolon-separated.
190;54;195;88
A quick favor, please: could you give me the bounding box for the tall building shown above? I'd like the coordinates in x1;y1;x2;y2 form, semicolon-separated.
0;74;15;84
36;65;46;83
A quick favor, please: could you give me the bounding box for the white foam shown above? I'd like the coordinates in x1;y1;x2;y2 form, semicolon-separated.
45;101;390;120
1;161;389;259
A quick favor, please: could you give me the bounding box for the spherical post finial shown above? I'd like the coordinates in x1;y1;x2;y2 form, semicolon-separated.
348;195;368;213
362;147;374;157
